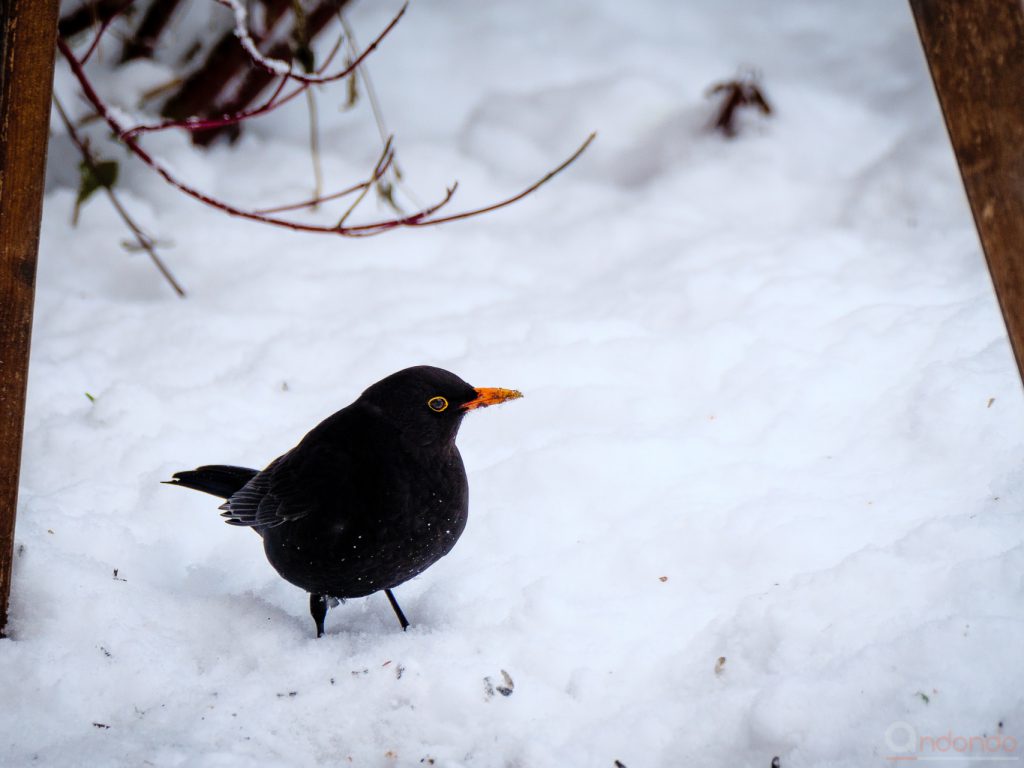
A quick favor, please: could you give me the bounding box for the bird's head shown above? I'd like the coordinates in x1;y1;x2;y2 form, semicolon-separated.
359;365;522;446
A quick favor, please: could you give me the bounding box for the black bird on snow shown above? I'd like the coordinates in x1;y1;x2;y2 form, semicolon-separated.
165;366;522;637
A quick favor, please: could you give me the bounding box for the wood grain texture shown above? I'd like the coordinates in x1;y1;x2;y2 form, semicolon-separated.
0;0;60;636
909;0;1024;384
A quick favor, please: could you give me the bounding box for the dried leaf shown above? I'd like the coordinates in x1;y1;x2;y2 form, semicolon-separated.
345;69;359;109
375;180;404;215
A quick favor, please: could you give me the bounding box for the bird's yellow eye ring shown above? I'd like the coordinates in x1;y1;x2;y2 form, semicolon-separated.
427;396;449;412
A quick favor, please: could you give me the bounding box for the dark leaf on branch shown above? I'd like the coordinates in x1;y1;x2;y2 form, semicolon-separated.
74;159;119;225
295;43;316;74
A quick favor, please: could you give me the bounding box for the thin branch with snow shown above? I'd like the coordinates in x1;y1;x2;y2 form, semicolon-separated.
213;0;408;85
118;17;348;139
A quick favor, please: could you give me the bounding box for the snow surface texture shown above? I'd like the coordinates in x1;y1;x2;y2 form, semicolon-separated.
4;0;1024;766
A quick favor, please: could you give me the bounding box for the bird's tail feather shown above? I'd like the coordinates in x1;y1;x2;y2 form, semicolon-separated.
164;465;258;499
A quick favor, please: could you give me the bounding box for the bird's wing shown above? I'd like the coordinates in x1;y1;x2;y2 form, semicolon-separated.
218;451;312;530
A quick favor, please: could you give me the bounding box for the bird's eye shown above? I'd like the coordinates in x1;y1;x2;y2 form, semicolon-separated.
427;396;448;412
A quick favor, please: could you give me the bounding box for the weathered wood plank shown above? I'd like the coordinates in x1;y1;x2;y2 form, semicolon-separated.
909;0;1024;384
0;0;60;636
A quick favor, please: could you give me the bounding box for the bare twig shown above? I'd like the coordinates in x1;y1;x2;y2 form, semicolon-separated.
253;151;394;214
338;10;416;211
336;138;395;227
396;132;597;228
288;0;323;203
53;95;186;297
80;0;134;64
305;89;324;205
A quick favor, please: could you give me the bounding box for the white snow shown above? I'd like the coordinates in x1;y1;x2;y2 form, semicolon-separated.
4;0;1024;766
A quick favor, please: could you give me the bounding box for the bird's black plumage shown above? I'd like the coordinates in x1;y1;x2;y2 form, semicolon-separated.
166;365;521;637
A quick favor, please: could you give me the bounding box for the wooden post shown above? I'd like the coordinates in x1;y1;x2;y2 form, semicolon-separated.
909;0;1024;385
0;0;60;636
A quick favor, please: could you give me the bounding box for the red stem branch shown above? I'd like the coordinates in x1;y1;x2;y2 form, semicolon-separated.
56;30;594;238
123;75;292;138
403;132;597;228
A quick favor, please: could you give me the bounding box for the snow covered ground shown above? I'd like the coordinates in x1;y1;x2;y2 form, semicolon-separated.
3;0;1023;765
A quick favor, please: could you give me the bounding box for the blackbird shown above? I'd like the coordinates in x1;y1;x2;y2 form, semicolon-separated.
165;365;521;637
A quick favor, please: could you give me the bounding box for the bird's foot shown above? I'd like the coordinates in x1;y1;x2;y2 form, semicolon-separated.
310;593;329;638
384;588;410;631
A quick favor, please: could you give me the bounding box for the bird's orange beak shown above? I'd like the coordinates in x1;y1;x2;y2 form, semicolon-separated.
462;387;523;411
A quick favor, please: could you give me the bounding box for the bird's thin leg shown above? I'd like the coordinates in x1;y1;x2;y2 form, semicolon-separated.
383;588;410;631
310;593;329;638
